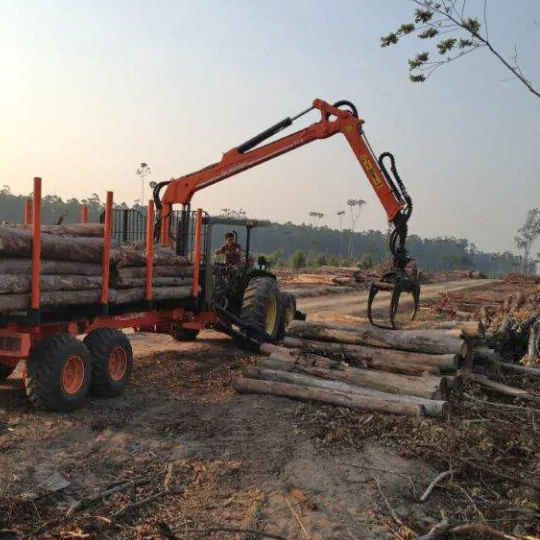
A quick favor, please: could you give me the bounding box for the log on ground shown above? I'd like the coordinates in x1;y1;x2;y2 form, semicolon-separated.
244;366;447;417
283;337;458;374
286;320;468;356
259;354;449;399
233;378;425;417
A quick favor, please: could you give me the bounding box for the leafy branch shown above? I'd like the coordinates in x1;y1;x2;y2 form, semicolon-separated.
381;0;539;98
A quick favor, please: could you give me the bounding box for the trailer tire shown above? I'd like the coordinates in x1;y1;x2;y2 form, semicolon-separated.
276;292;296;341
0;364;15;381
84;329;133;397
172;327;200;342
240;277;280;340
25;334;92;411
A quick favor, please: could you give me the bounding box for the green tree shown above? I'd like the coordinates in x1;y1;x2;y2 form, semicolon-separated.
289;250;307;270
381;1;539;98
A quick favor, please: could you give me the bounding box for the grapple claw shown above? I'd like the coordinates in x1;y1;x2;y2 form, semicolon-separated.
366;259;421;329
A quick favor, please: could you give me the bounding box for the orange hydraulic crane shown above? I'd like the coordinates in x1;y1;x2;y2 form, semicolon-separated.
153;98;420;328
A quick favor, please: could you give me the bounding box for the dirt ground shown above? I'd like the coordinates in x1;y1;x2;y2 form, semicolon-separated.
0;277;538;539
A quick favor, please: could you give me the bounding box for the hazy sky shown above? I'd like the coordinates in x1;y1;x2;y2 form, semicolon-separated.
1;0;539;253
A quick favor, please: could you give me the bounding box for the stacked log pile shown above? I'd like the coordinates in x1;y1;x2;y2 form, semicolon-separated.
234;318;540;417
0;225;193;313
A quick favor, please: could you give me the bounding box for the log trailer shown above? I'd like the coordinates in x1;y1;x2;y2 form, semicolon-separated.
0;98;420;411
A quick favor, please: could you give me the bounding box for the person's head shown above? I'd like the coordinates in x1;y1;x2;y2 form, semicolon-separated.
224;232;235;246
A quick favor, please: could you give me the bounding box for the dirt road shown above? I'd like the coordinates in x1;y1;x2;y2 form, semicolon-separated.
298;278;499;320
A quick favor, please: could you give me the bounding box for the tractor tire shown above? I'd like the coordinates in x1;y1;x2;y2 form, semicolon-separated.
240;277;280;340
0;364;15;381
25;334;92;411
172;327;200;342
276;292;297;341
84;329;133;397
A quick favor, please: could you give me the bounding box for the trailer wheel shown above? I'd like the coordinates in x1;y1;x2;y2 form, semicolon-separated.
276;292;297;341
172;327;200;342
0;364;15;381
240;277;280;340
25;334;92;411
84;329;133;397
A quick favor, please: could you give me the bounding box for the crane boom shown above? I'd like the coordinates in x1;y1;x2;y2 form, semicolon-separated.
153;98;420;328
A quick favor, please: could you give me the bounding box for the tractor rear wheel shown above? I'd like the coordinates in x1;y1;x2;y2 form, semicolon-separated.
0;364;15;381
276;292;297;341
84;329;133;397
25;334;92;411
240;277;280;340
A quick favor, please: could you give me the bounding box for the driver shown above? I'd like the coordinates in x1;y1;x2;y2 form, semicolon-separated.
215;232;242;265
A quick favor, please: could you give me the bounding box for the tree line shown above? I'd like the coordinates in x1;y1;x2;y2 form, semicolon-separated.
0;186;531;276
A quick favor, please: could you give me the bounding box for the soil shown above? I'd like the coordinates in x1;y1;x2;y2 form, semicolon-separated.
0;276;538;539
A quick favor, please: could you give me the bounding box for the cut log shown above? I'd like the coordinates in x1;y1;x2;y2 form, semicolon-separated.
244;366;448;417
0;290;101;312
111;276;193;289
431;321;484;337
110;286;192;305
0;226;107;263
233;378;425;417
259;354;449;399
115;265;193;280
286;321;468;357
113;245;188;268
471;374;539;402
282;337;458;374
0;275;102;294
259;343;296;356
8;223;104;236
0;259;103;276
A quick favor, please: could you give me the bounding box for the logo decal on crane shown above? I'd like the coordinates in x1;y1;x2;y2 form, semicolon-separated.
360;155;383;189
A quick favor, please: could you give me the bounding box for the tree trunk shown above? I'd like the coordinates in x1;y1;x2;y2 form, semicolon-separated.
233;378;425;417
114;265;193;279
0;227;107;262
282;337;458;374
8;223;104;236
0;290;102;312
244;366;447;417
472;374;539;402
113;245;188;267
111;276;193;289
0;275;102;294
286;321;468;356
259;354;449;399
110;286;192;304
0;259;102;276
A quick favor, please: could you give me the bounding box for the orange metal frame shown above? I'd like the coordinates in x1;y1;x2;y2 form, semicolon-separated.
160;99;404;231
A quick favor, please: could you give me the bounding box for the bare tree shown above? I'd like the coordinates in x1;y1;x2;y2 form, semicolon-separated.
347;199;366;258
514;208;540;273
381;1;539;99
136;163;151;206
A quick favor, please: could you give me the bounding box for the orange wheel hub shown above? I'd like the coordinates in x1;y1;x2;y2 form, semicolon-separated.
108;346;127;382
62;355;85;395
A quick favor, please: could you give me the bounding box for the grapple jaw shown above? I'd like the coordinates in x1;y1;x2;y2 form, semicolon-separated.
367;260;421;329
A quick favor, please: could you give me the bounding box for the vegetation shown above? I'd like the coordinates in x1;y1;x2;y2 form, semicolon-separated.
381;1;539;98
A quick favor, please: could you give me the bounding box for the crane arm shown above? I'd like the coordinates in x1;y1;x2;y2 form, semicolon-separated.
156;99;409;226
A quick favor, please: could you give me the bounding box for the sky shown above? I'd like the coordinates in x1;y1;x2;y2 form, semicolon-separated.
1;0;539;254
